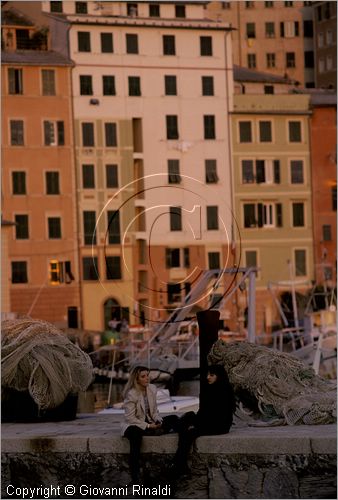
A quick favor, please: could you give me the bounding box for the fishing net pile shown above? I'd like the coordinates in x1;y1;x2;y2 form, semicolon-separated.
209;339;336;425
1;318;93;410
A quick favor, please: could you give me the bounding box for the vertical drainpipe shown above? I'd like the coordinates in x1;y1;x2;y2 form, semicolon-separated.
67;21;84;330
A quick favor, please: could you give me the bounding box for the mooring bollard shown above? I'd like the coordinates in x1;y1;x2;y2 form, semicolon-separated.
197;310;220;411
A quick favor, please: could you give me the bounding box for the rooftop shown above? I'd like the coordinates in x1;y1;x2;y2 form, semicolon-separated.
1;50;73;66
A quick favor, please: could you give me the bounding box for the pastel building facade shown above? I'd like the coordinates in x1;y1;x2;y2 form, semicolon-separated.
1;10;80;325
232;93;314;333
44;1;235;331
207;1;315;88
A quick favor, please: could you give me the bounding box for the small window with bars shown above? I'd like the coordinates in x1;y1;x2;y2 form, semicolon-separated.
205;160;219;183
168;160;181;184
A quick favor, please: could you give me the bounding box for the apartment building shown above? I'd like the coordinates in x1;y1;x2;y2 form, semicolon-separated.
1;8;80;325
43;1;234;331
207;1;315;88
309;93;336;286
312;1;337;88
232;93;314;333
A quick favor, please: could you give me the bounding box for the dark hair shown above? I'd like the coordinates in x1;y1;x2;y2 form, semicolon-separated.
207;364;230;383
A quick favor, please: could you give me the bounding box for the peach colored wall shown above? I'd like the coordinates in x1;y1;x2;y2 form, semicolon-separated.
310;105;337;285
2;63;80;324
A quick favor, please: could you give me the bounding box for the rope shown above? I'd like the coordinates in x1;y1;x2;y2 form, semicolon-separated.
208;339;336;425
1;318;93;410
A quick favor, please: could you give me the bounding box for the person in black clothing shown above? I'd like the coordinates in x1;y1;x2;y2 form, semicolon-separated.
172;364;236;475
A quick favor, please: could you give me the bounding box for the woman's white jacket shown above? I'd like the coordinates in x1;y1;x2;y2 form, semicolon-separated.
121;384;162;436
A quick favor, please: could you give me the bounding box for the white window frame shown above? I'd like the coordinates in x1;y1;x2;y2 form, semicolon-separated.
241;157;279;185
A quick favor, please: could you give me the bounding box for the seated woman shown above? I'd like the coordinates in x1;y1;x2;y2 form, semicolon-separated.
172;364;236;475
121;365;178;483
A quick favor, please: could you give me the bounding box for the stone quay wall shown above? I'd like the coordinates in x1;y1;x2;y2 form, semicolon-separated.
1;414;337;499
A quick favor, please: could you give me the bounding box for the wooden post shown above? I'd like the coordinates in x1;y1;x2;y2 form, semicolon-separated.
197;310;220;411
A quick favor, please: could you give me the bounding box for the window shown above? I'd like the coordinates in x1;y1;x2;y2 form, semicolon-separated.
15;215;29;238
83;211;96;245
106;256;122;280
82;164;95;189
105;123;117;147
11;261;28;283
332;185;337;211
16;29;30;50
292;203;305;227
48;217;61;239
303;20;313;38
286;52;296;68
166;115;179;140
202;76;214;96
205;160;218;184
128;76;141;96
318;32;324;48
326;30;333;46
170;207;182;231
175;4;186;17
126;34;138;54
239;121;252;143
200;36;212;56
8;68;23;94
106;164;118;188
107;210;121;244
281;21;299;38
245;1;254;7
12;172;26;195
304;51;314;68
266;53;275;68
247;53;256;68
246;23;256;38
80;75;93;95
208;252;220;269
50;1;63;12
10;120;24;145
289;121;301;142
168;160;181;184
78;32;91;52
82;122;94;147
83;257;99;280
242;159;280;184
204;115;216;140
165;248;185;268
164;75;177;96
326;55;333;71
295;250;306;276
163;35;175;55
207;206;218;230
75;2;87;14
323;225;332;241
245;250;257;270
149;4;160;17
43;120;64;146
284;1;293;6
42;69;55;95
290;160;304;183
265;22;275;38
264;85;274;94
319;58;325;73
265;1;273;6
103;75;116;95
317;6;322;22
127;3;138;16
167;283;182;304
46;172;60;194
101;33;113;53
243;203;282;228
259;121;272;142
221;1;231;8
